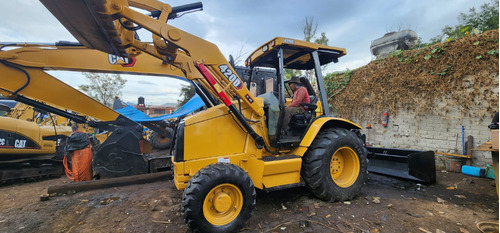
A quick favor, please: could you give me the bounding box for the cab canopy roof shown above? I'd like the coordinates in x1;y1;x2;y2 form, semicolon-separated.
246;37;346;70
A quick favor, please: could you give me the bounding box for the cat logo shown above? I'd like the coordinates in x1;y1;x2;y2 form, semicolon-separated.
14;139;26;148
108;54;136;67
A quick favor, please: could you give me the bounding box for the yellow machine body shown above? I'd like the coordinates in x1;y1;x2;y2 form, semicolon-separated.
0;116;72;156
171;37;360;190
173;102;361;190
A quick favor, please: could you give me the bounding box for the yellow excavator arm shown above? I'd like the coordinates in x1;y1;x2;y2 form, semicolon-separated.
0;43;202;178
0;44;188;122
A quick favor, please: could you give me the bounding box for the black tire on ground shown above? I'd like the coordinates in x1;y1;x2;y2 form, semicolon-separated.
182;163;256;233
301;127;368;202
150;127;174;149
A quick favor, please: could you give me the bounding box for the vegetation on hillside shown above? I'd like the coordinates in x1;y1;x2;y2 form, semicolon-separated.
328;30;499;122
326;1;499;122
428;0;499;45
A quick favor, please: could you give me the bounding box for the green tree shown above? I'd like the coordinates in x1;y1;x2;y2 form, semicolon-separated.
177;84;195;108
79;73;127;107
459;0;499;33
303;17;318;42
284;69;300;79
302;17;329;83
314;32;329;45
303;17;329;45
438;0;498;42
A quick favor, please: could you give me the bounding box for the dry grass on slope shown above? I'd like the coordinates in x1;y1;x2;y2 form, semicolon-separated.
329;30;499;122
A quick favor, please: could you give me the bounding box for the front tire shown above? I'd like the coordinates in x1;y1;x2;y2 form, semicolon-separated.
182;163;256;233
301;128;367;202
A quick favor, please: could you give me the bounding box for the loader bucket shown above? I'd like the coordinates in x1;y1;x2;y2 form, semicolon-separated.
366;147;436;184
41;0;125;56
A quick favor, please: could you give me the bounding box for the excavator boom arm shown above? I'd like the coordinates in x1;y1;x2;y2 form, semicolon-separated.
0;44;188;122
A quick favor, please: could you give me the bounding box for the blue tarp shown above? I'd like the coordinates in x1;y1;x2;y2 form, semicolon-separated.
116;94;204;122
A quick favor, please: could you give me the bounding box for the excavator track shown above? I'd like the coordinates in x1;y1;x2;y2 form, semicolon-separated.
0;155;64;185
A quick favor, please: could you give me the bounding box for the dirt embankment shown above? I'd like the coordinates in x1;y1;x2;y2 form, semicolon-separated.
328;30;499;122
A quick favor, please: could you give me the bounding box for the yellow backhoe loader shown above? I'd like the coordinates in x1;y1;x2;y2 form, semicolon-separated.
0;1;368;232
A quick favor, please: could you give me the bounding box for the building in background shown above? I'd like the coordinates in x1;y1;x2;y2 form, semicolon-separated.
134;96;175;116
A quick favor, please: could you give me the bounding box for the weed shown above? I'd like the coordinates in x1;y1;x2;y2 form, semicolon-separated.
324;70;352;97
488;50;499;55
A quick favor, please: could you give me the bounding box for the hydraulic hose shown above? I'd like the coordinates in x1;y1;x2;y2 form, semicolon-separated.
0;61;31;95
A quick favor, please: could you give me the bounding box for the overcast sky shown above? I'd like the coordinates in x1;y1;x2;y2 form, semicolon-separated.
0;0;491;105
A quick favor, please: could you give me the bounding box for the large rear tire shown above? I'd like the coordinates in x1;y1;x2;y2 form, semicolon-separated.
301;128;367;202
182;163;256;233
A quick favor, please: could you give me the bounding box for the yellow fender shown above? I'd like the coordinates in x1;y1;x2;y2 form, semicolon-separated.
300;117;362;148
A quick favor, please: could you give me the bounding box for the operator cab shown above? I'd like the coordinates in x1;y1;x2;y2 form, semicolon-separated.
285;76;318;132
244;37;346;147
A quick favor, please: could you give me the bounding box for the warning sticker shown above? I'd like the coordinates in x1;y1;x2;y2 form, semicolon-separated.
217;157;230;163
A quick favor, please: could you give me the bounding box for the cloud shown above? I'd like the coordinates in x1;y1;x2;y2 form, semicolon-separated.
0;1;74;42
0;0;492;105
121;75;189;104
135;80;156;86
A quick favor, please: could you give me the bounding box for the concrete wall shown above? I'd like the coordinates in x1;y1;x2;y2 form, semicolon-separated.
346;69;499;169
355;109;496;169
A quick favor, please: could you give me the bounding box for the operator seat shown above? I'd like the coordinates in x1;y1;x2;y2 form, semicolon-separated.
289;77;318;130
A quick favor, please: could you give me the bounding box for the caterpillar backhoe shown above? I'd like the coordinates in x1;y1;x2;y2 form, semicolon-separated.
0;0;368;232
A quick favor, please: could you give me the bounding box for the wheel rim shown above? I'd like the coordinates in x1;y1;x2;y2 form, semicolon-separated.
330;147;360;188
203;183;243;226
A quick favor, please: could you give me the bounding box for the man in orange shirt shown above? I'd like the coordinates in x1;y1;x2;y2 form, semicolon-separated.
282;76;310;135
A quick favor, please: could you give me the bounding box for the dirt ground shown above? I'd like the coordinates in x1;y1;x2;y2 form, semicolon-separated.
0;169;498;233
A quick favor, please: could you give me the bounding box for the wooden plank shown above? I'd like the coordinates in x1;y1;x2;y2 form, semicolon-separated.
466;135;473;166
47;171;172;195
435;151;472;159
473;141;495;151
467;135;473;156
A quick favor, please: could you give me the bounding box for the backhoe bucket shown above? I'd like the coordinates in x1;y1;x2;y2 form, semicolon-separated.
366;147;436;184
41;0;125;56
